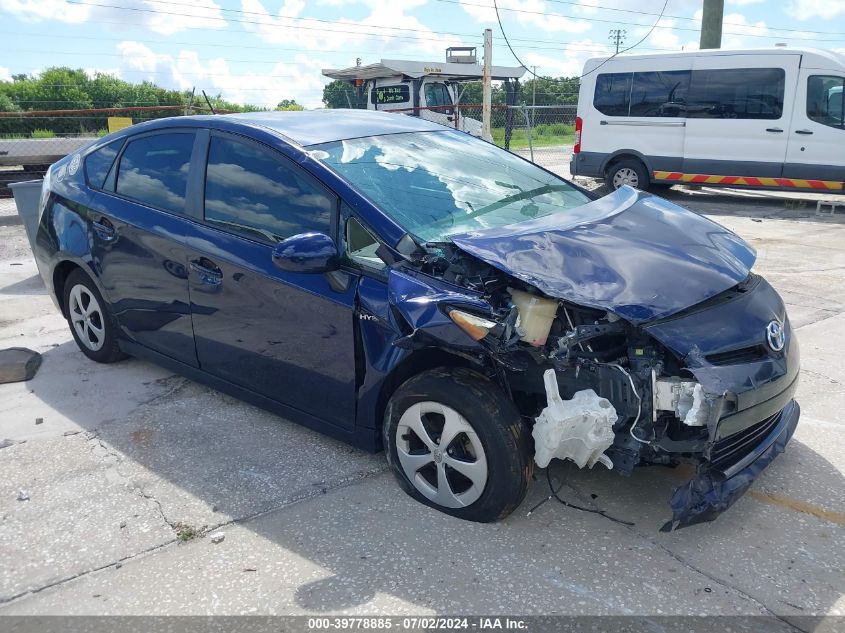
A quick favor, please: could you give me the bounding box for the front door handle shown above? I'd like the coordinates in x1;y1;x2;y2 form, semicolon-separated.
190;258;223;285
92;217;116;241
765;127;783;133
795;129;814;135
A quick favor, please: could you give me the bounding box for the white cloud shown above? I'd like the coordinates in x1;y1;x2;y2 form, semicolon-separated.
519;39;604;77
115;41;328;108
728;0;765;6
786;0;845;21
459;0;590;34
240;0;458;57
0;0;226;35
0;65;11;82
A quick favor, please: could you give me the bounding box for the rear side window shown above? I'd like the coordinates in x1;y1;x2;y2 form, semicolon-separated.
594;73;632;116
629;70;690;117
807;75;844;129
687;68;785;119
115;132;195;214
84;138;124;189
203;136;333;243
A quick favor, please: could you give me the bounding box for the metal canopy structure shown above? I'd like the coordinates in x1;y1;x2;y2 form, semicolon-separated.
322;58;526;82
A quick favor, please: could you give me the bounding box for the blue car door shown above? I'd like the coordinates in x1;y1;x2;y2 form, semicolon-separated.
183;131;359;430
85;130;200;366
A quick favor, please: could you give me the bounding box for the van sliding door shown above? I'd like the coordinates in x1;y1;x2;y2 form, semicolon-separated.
683;54;800;179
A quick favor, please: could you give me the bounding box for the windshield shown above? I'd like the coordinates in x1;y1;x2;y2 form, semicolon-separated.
310;130;590;243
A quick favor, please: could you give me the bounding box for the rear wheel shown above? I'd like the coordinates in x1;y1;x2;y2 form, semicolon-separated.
63;268;126;363
383;367;532;522
606;158;649;191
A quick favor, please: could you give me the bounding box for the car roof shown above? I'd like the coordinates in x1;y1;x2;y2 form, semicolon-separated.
221;109;449;146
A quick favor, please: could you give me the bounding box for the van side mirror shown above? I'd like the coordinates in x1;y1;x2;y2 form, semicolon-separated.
272;232;340;274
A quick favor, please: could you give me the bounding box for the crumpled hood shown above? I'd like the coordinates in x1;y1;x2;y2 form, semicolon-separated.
450;186;756;324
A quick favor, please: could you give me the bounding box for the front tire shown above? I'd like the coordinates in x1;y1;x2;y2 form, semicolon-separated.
63;268;126;363
383;367;532;522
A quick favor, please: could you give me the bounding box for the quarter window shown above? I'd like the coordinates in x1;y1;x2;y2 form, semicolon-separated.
687;68;785;120
807;75;844;129
84;138;124;189
594;73;632;116
203;136;333;243
115;132;194;214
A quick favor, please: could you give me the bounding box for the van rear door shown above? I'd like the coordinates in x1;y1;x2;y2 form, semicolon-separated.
783;69;845;187
683;54;800;178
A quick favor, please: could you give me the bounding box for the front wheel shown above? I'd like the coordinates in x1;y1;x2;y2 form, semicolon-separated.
383;367;532;522
606;158;649;191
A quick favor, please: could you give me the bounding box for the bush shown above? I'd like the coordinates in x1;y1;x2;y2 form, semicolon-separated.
31;129;56;138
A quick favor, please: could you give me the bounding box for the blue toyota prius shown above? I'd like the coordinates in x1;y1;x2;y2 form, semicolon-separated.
33;110;800;529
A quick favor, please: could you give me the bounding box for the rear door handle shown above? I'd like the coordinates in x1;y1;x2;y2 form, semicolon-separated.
795;129;814;135
92;217;116;241
765;127;783;133
190;258;223;285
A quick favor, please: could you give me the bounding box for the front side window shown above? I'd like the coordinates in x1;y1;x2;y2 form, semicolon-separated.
807;75;844;129
424;83;453;108
687;68;785;119
629;70;690;117
203;136;333;243
594;73;632;116
312;130;590;243
115;132;194;214
84;138;124;189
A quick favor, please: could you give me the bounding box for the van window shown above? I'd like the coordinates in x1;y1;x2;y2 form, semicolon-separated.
203;136;333;243
115;132;195;214
687;68;785;119
807;75;844;129
425;83;453;108
630;71;690;117
594;73;632;116
372;84;410;105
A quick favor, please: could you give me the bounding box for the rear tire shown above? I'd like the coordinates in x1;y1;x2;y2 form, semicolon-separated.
606;158;649;191
63;268;126;364
383;367;532;522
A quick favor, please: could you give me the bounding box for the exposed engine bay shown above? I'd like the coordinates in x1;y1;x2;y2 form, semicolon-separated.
388;240;800;530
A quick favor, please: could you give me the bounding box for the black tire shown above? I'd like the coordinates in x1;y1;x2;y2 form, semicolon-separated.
63;268;127;363
605;158;649;191
383;367;532;522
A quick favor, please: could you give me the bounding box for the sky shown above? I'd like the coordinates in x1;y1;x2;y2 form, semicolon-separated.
1;0;844;109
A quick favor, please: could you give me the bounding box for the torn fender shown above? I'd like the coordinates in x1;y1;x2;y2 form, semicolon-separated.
386;268;491;349
661;400;800;531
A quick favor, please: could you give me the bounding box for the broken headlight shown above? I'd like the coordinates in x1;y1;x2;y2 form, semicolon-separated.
448;309;498;341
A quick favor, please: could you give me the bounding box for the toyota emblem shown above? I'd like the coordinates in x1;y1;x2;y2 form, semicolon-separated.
766;320;786;352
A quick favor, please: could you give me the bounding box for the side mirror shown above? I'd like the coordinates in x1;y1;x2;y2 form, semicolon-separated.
272;232;340;274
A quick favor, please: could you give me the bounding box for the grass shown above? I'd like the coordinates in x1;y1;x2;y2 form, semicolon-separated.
176;524;198;542
492;122;575;150
31;129;56;139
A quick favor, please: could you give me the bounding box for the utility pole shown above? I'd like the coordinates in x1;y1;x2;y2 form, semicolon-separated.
700;0;724;49
608;29;626;54
482;28;493;142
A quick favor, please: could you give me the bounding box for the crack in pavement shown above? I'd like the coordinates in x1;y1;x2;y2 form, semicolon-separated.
800;368;843;386
0;465;390;608
555;479;810;632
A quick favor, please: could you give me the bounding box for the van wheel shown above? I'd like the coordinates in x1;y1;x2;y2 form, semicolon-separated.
383;367;532;522
606;159;648;191
63;268;127;363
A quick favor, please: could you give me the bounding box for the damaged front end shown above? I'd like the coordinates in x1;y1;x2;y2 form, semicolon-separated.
387;191;800;530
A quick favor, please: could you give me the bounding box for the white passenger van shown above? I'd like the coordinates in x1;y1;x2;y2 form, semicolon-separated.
323;50;525;137
570;48;845;193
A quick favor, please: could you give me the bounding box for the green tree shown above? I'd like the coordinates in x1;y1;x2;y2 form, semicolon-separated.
276;99;304;111
322;80;365;109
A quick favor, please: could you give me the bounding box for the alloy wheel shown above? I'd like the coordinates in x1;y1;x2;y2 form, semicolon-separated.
68;284;106;352
395;401;488;508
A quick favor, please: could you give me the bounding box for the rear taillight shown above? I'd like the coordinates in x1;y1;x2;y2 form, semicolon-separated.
573;116;582;154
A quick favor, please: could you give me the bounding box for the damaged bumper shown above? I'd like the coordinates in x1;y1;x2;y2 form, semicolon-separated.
661;399;800;532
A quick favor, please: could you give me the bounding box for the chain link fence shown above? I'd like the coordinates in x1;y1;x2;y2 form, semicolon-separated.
0;105;214;196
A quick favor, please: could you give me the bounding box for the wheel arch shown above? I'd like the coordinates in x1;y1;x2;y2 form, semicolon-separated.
601;150;654;182
51;258;108;318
